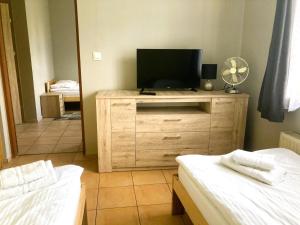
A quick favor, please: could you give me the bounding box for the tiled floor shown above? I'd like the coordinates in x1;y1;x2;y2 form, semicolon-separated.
15;118;82;155
3;153;184;225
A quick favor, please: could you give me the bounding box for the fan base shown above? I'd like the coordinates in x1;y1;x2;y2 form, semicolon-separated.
225;88;240;94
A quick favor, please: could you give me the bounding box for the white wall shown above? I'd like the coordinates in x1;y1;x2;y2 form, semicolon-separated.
25;0;55;120
49;0;78;81
240;0;300;150
77;0;246;154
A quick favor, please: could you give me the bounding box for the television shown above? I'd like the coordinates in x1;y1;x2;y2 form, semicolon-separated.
137;49;203;89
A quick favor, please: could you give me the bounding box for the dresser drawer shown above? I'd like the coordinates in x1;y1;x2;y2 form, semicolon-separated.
209;129;234;155
136;131;209;151
111;99;136;132
111;132;135;168
136;148;208;167
136;114;210;132
211;98;236;114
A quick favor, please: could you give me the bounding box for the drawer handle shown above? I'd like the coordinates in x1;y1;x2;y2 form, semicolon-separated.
163;136;181;140
112;103;131;106
163;153;180;157
163;119;182;122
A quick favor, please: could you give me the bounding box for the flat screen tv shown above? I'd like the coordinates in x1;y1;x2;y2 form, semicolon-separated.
137;49;203;89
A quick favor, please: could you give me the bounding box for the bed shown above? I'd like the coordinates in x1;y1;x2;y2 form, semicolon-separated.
172;131;300;225
45;80;80;103
0;165;87;225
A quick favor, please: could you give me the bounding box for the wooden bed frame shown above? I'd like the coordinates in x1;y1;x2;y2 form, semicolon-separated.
44;80;80;103
75;183;88;225
172;131;300;225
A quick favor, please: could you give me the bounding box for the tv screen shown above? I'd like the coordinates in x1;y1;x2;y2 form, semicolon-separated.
137;49;202;89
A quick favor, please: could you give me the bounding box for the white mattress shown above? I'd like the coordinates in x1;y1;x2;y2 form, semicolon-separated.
0;165;83;225
177;148;300;225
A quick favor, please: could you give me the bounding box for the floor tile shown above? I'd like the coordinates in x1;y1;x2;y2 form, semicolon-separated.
162;169;178;184
100;172;133;187
16;154;47;165
19;131;42;138
138;204;184;225
53;143;80;153
74;152;97;162
17;137;37;146
67;125;82;130
41;130;64;137
17;145;31;154
132;170;166;185
34;136;60;145
134;184;171;206
58;137;82;144
25;144;55;154
98;186;136;209
168;183;173;192
46;153;76;166
63;130;82;137
81;171;99;189
87;210;96;225
86;188;99;210
74;159;98;172
96;207;140;225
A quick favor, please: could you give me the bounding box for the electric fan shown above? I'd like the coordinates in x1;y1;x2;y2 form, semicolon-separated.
221;57;249;94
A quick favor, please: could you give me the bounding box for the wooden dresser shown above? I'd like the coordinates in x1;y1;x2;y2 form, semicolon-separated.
96;90;249;172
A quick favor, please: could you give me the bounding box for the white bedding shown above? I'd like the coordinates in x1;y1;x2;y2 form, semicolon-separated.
0;165;83;225
176;148;300;225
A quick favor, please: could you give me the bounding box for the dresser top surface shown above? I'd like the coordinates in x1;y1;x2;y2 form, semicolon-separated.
96;89;249;99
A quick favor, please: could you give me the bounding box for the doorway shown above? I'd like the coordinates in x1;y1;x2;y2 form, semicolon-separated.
0;0;85;157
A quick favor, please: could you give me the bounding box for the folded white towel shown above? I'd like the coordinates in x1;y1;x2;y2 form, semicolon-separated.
220;154;286;185
0;161;57;201
232;150;276;171
0;160;49;189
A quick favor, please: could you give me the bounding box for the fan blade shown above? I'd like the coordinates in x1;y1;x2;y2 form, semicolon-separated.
222;69;231;76
231;59;237;68
238;67;247;73
232;73;238;83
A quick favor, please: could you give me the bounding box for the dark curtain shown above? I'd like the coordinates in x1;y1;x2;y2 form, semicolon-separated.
258;0;295;122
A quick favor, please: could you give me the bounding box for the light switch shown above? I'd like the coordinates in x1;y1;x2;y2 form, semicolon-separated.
93;51;102;61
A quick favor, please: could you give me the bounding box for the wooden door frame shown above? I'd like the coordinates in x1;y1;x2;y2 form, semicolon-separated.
0;1;18;157
74;0;86;154
0;0;86;157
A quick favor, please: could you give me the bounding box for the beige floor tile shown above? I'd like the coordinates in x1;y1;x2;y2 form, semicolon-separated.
25;144;55;154
53;143;80;153
74;159;98;172
50;120;70;126
99;172;133;187
16;154;47;165
138;204;184;225
81;171;100;189
132;170;166;185
19;131;43;138
34;136;60;145
86;188;99;210
98;186;136;209
87;210;97;225
63;130;82;137
46;153;76;166
17;145;31;154
58;137;82;144
17;137;38;146
134;184;172;206
69;120;82;125
162;169;178;184
74;152;97;162
168;183;173;192
67;125;82;130
41;130;64;137
96;207;140;225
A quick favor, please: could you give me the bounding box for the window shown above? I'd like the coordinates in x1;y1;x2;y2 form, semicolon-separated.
286;1;300;111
